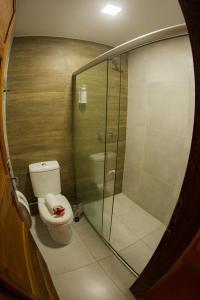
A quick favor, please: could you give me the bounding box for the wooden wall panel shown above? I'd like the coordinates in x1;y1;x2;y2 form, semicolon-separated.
6;37;111;209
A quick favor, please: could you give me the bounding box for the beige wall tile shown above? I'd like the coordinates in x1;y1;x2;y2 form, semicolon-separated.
123;36;195;225
143;130;185;186
135;171;176;224
7;37;111;204
125;126;146;168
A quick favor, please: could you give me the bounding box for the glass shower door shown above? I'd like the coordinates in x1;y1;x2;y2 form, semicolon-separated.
102;56;122;241
73;34;194;277
73;61;108;234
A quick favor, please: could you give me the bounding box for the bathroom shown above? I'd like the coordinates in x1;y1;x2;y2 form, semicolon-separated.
1;0;200;299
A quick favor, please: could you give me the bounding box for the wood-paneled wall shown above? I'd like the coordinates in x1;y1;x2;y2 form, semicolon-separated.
6;37;111;210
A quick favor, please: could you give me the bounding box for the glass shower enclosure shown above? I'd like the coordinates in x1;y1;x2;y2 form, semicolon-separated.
72;27;195;275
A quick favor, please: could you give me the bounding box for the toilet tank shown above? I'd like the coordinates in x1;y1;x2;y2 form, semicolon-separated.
29;161;61;197
89;152;116;185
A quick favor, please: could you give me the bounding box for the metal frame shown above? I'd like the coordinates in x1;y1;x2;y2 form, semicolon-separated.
73;24;187;76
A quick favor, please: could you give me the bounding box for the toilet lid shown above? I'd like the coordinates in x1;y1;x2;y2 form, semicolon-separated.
38;194;73;225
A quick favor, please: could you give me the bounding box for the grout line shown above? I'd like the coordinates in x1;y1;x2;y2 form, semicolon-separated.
97;255;136;300
114;239;141;253
73;219;113;262
51;261;97;278
79;210;148;276
117;236;159;255
33;203;160;295
32;221;97;278
34;216;135;298
141;238;159;251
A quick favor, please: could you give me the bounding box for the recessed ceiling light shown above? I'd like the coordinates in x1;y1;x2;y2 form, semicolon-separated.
102;4;122;16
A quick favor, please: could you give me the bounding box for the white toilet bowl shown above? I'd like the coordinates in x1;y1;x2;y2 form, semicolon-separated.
38;194;73;245
29;161;74;245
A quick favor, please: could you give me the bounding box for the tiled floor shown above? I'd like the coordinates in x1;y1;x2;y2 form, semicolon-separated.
31;215;137;300
105;193;166;274
30;193;166;299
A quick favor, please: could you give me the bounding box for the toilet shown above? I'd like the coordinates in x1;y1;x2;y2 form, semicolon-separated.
90;152;116;195
29;161;73;245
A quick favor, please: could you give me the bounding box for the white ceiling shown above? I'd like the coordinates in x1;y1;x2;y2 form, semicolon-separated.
15;0;185;46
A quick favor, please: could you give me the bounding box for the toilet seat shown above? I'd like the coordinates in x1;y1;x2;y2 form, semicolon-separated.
38;194;73;225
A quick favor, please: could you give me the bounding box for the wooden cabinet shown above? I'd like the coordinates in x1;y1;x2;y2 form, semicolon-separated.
0;1;59;299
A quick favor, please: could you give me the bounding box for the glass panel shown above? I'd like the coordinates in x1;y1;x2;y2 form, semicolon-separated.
111;36;195;274
73;61;108;234
73;35;194;276
102;56;121;241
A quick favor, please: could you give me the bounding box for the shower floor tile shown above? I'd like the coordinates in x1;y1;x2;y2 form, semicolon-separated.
116;204;161;238
113;193;136;216
119;241;154;274
108;193;167;274
110;218;139;251
73;221;112;260
142;224;166;250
